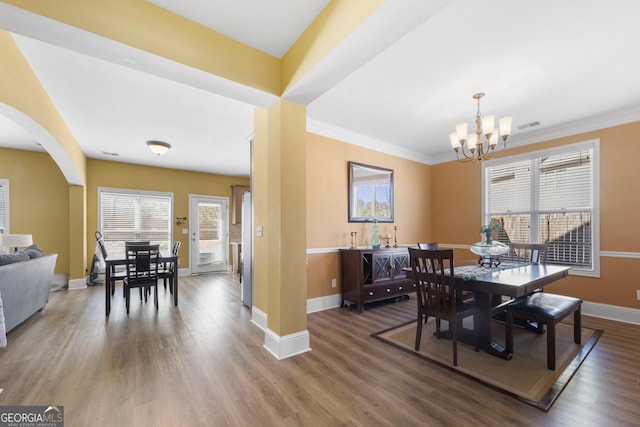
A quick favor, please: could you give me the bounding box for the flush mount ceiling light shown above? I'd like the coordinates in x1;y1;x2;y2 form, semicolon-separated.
449;93;513;162
146;140;171;155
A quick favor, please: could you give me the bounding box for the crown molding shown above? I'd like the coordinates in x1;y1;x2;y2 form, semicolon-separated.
307;118;433;164
308;106;640;166
508;105;640;149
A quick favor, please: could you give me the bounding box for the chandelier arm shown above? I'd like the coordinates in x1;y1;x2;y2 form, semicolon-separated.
458;143;476;161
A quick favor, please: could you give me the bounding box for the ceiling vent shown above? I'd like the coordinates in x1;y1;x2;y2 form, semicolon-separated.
518;121;541;130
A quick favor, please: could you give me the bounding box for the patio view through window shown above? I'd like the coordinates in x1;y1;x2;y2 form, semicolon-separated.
483;140;599;274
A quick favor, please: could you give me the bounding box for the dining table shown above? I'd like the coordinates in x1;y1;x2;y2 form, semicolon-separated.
104;250;178;316
405;261;572;360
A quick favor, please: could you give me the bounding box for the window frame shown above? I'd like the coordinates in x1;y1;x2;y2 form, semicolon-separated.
98;187;174;254
481;139;600;277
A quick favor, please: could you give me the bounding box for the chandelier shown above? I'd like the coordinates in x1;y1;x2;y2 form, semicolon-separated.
449;93;512;162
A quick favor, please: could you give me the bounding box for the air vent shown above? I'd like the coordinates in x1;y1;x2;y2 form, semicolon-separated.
518;121;541;130
101;151;119;157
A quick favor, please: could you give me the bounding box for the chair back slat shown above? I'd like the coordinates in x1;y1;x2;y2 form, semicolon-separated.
125;244;160;284
507;243;548;264
409;248;456;316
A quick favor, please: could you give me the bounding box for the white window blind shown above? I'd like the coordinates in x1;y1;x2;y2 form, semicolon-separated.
98;188;172;254
483;140;599;274
0;179;8;234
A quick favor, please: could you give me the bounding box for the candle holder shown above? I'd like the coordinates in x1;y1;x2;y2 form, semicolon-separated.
384;235;391;248
350;232;358;249
393;226;399;248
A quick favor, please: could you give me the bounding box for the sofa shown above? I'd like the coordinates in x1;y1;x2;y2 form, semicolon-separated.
0;248;57;337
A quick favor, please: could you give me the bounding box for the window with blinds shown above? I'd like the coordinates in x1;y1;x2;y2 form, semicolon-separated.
483;140;599;275
98;188;172;254
0;179;8;234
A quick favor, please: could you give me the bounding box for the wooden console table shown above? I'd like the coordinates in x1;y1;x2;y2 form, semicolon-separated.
341;247;415;313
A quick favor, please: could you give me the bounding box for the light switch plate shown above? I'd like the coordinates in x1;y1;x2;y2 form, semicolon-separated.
257;226;263;237
182;228;188;235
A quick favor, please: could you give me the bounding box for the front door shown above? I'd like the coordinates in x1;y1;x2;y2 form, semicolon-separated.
189;195;228;274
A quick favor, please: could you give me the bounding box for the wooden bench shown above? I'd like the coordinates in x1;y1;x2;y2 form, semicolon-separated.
505;292;582;370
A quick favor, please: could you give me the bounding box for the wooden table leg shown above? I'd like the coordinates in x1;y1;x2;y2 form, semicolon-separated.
173;261;178;306
476;292;513;360
105;265;111;316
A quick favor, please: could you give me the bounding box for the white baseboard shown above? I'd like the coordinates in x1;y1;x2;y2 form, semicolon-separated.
251;306;267;331
307;293;342;313
251;306;311;360
263;328;311;360
68;277;87;290
583;301;640;325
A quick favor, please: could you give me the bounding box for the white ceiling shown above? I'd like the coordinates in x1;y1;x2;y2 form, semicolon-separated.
2;0;640;177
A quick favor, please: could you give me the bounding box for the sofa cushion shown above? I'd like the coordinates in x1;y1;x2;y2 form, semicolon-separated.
22;244;44;259
0;252;30;265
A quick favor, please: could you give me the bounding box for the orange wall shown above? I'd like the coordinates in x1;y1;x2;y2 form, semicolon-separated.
306;132;432;299
432;122;640;310
0;148;69;273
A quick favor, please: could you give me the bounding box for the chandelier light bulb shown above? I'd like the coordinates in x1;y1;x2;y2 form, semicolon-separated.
450;132;461;150
482;115;495;137
456;122;468;142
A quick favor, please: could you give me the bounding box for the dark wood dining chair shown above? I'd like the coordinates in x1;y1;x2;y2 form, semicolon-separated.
95;231;127;297
417;242;476;303
159;241;180;292
124;244;160;314
408;248;480;366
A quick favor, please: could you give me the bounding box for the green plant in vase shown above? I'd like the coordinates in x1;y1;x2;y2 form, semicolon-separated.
480;219;502;243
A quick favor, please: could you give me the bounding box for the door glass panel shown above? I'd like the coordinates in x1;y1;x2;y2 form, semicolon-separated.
198;202;223;266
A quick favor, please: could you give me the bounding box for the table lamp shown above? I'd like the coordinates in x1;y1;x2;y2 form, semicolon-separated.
0;234;33;253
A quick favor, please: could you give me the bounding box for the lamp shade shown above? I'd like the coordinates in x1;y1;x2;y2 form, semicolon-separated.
0;234;33;252
147;140;171;155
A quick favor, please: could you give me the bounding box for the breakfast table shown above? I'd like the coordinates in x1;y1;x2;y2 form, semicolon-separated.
104;251;178;316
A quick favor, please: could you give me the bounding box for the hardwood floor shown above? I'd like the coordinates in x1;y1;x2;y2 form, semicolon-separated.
0;274;638;426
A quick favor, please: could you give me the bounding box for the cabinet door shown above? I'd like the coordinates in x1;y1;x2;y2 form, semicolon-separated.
392;251;409;280
371;252;393;284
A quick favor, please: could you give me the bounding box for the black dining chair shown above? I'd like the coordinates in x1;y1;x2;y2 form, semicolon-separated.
409;248;480;366
95;231;127;297
159;241;180;293
124;244;160;314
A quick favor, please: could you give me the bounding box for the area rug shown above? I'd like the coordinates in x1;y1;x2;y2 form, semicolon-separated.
371;318;602;411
